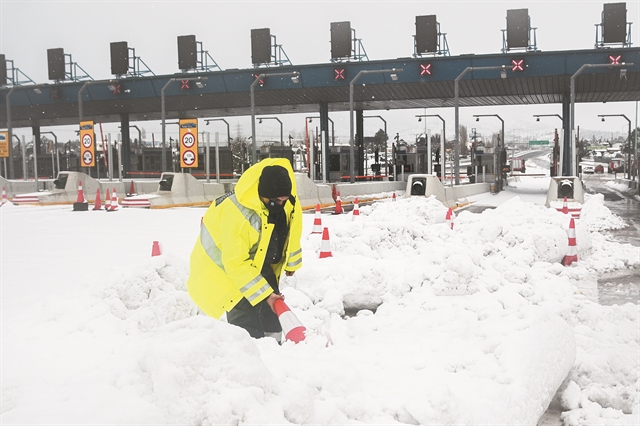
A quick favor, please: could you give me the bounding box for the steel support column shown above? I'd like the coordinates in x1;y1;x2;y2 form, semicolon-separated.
319;102;330;183
356;110;364;178
562;96;571;176
120;113;130;177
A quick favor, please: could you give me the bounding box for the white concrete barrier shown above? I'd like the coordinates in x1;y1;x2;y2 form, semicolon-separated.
452;183;492;200
10;172;103;205
545;176;584;207
404;174;456;207
122;173;227;208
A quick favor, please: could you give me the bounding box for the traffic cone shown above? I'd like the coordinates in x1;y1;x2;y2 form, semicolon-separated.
319;227;333;258
105;189;112;211
562;218;578;266
445;207;454;229
333;191;343;214
93;188;102;210
352;197;360;219
73;181;88;211
151;241;162;257
311;204;323;234
1;187;7;206
110;188;118;211
273;299;306;343
127;180;137;196
76;181;86;203
562;196;569;215
392;192;397;202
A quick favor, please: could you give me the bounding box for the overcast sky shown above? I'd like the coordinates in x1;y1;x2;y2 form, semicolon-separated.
2;0;639;144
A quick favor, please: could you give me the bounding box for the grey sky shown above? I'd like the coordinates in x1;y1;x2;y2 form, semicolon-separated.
2;0;639;144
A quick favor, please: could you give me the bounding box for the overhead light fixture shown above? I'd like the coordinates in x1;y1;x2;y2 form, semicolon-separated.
390;69;398;81
291;73;300;84
476;117;480;122
536;117;540;122
308;118;312;123
195;80;204;89
601;117;605;122
417;117;422;122
34;88;42;94
259;118;263;124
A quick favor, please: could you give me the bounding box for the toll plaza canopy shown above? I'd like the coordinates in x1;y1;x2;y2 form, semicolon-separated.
1;48;639;129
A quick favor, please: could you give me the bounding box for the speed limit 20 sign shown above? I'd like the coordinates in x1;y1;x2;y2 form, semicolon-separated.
179;118;198;168
79;121;95;167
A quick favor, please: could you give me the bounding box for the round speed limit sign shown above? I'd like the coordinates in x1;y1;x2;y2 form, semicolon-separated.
82;134;93;148
182;132;196;148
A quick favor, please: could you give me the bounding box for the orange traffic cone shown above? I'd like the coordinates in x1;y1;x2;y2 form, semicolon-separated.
311;204;323;234
333;191;343;214
319;227;333;258
562;196;569;215
105;189;112;211
93;188;102;210
1;187;7;206
273;299;306;343
110;188;118;211
562;218;578;266
127;180;137;196
445;207;454;229
76;181;86;203
151;241;162;257
352;197;360;219
392;192;397;202
73;181;88;211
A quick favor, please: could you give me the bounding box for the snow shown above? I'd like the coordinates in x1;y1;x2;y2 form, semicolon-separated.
1;156;639;425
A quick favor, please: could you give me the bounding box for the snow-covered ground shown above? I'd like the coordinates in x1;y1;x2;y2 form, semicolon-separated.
1;156;639;425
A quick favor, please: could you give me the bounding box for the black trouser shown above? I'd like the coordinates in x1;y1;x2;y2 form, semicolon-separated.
227;297;282;339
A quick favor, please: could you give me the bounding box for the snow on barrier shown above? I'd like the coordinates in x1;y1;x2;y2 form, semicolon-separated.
10;172;103;206
404;174;456;207
121;172;228;209
545;176;584;218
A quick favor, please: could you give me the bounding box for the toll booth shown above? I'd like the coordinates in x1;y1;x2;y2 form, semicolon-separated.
257;145;294;163
469;152;499;184
393;146;428;176
129;147;172;178
328;146;359;182
194;147;234;178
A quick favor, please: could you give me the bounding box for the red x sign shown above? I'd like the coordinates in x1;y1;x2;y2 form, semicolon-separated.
511;59;524;72
111;83;121;94
334;68;345;80
181;80;190;89
609;55;622;65
420;63;432;76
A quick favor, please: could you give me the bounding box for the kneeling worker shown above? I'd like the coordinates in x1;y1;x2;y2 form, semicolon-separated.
187;158;303;341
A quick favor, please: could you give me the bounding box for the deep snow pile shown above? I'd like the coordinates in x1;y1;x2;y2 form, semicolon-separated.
1;190;638;425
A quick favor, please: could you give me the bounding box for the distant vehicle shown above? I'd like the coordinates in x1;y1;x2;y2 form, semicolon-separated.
609;159;625;174
511;158;526;173
595;164;604;173
580;163;595;174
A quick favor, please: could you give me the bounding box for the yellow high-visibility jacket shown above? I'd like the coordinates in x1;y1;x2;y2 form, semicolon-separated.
186;158;303;319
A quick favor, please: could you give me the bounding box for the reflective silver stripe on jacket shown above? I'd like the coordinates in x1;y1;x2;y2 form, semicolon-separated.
287;257;302;268
200;224;225;272
241;278;271;303
286;248;302;268
230;194;261;233
229;194;262;257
